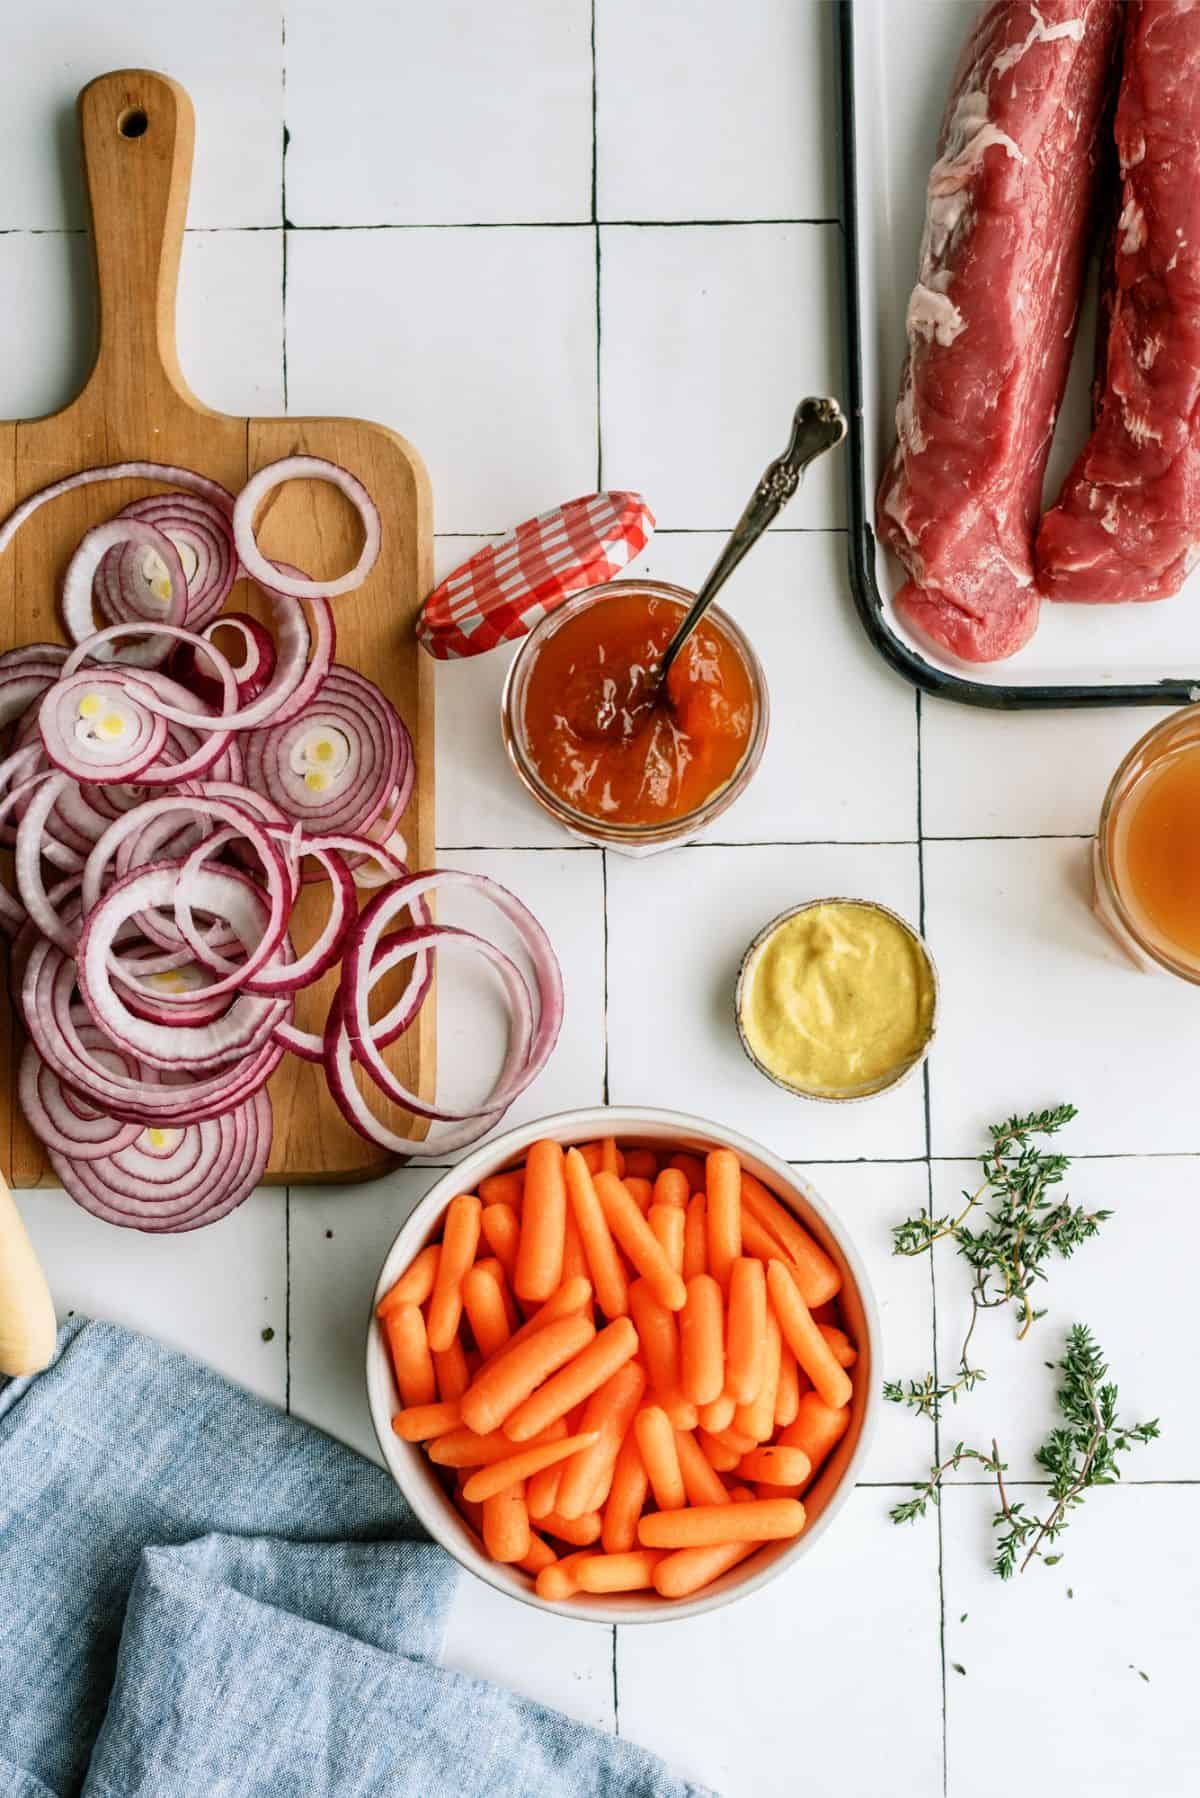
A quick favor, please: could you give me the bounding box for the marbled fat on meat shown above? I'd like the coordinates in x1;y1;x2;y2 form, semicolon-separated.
1036;0;1200;603
876;0;1120;662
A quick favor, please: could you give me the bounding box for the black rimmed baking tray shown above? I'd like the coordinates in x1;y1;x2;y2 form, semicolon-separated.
835;0;1200;709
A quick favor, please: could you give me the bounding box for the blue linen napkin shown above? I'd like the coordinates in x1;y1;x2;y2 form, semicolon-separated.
0;1319;711;1798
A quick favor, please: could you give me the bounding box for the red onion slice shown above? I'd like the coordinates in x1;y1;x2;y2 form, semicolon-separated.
232;456;381;601
18;1040;143;1160
115;492;237;631
39;671;168;783
0;463;234;560
62;520;189;668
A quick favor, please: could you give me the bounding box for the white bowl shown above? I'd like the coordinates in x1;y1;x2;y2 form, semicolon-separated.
366;1106;881;1625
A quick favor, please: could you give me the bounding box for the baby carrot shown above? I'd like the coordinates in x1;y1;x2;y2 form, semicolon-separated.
480;1203;521;1282
517;1533;557;1575
377;1243;440;1316
463;1431;601;1503
766;1261;853;1410
683;1193;707;1279
594;1171;687;1311
599;1138;622;1176
483;1484;531;1563
430;1418;565;1468
634;1406;687;1511
473;1257;520;1332
725;1256;767;1405
427;1193;482;1352
623;1176;653;1214
384;1303;437;1407
734;1303;781;1443
653;1538;759;1599
680;1274;725;1405
639;1499;806;1549
775;1341;801;1429
538;1510;604;1547
819;1323;858;1368
602;1430;650;1553
562;1204;589;1283
454;1477;484;1536
578;1143;604;1174
433;1337;471;1403
391;1399;461;1442
479;1169;524;1209
575;1550;664;1594
652;1166;689;1210
628;1278;688;1414
461;1314;596;1435
526;1460;564;1520
556;1360;646;1520
462;1263;512;1360
696;1428;741;1473
698;1393;736;1434
623;1148;659;1180
705;1150;742;1290
669;1152;706;1194
563;1148;629;1320
514;1140;567;1304
741;1172;841;1305
648;1204;686;1276
490;1276;594;1366
535;1549;595;1600
738;1444;812;1486
501;1318;639;1442
711;1423;758;1457
778;1392;851;1484
675;1428;732;1507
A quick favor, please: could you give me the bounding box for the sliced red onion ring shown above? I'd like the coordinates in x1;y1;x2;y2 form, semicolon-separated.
232;456;381;601
62;520;189;668
77;863;291;1070
114;492;237;631
0;463;234;560
39;671;168;782
170;614;276;711
48;1087;271;1234
18;1039;143;1160
242;664;410;837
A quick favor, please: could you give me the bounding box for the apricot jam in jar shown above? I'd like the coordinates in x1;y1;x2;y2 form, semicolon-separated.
1096;706;1200;979
501;581;768;854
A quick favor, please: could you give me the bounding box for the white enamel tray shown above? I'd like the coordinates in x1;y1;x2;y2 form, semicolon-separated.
837;0;1200;707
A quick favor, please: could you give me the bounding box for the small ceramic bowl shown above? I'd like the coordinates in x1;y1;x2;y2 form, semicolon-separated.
366;1104;881;1625
735;898;939;1103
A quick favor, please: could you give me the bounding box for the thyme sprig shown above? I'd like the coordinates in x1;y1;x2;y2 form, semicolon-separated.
889;1327;1159;1577
888;1104;1111;1418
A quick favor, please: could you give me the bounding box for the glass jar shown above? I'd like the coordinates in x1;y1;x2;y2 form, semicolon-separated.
1095;706;1200;981
500;579;769;857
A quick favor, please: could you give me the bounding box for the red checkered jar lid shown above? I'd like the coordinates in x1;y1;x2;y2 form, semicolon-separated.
417;491;655;660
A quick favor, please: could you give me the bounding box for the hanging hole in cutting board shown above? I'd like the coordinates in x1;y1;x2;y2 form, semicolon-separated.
117;108;148;140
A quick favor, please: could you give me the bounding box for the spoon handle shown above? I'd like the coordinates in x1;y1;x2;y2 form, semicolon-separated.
0;1172;57;1377
658;396;847;683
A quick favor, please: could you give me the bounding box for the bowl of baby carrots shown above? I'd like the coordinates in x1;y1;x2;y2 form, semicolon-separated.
366;1106;880;1623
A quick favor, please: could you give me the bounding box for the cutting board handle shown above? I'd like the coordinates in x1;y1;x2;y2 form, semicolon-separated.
76;69;196;413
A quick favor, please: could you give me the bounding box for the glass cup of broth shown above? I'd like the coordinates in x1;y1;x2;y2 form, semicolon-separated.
1096;707;1200;979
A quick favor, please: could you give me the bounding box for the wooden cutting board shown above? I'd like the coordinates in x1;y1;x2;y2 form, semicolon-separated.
0;70;435;1187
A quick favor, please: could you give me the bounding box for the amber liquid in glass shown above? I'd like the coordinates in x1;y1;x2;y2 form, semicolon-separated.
1110;742;1200;965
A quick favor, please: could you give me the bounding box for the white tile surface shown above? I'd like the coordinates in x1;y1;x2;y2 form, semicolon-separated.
0;0;282;230
286;226;598;533
286;0;593;225
0;228;283;424
921;700;1174;839
596;0;837;222
630;532;918;842
15;1184;287;1404
923;838;1200;1157
600;223;845;529
941;1485;1200;1798
178;229;285;414
931;1157;1193;1483
799;1160;934;1482
606;842;927;1159
616;1485;943;1798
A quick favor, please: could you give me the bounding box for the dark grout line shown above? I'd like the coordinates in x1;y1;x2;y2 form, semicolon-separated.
0;217;844;239
924;832;1094;843
601;852;611;1107
280;13;290;411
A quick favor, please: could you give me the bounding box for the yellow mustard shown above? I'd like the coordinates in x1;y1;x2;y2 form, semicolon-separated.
739;901;935;1097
